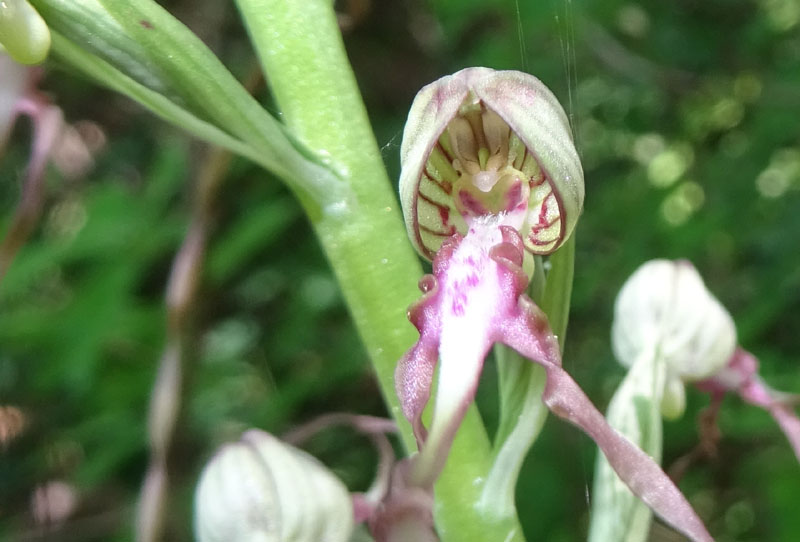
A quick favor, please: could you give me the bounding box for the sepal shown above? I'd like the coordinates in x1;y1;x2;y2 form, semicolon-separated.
399;68;584;259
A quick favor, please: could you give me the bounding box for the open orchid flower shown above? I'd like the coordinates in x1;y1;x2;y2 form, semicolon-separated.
591;259;736;542
400;68;583;261
395;69;713;542
612;259;738;420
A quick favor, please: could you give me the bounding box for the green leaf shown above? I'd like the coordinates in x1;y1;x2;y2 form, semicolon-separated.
32;0;347;208
30;0;172;95
49;32;266;166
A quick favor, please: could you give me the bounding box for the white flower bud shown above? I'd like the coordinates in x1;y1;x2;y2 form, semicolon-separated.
194;429;353;542
612;259;737;418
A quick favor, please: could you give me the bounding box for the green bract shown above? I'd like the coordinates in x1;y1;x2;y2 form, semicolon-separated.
400;67;584;260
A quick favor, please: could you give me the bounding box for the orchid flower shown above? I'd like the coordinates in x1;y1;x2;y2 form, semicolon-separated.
394;69;713;542
194;418;421;542
612;259;800;460
195;429;354;542
591;259;800;542
610;259;738;422
591;259;737;542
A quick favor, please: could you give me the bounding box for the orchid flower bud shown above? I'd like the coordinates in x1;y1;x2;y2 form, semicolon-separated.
613;259;737;418
399;67;584;260
0;0;51;65
194;429;353;542
594;259;800;542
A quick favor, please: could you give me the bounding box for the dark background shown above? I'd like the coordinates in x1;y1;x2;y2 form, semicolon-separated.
1;0;799;540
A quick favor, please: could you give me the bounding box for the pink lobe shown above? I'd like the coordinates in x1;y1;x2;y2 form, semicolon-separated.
700;348;800;463
394;221;713;542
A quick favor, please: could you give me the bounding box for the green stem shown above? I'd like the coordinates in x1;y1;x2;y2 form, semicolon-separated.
235;1;515;540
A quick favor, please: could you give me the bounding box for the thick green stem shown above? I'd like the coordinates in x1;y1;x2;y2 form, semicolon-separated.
235;1;515;540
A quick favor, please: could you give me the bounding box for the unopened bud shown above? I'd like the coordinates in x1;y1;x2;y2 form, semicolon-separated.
0;0;51;65
612;259;737;417
194;429;353;542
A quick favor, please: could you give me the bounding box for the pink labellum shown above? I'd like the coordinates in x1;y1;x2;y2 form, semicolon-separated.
394;219;713;542
698;348;800;462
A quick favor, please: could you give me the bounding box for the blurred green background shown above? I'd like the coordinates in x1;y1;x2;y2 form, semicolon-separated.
1;0;799;540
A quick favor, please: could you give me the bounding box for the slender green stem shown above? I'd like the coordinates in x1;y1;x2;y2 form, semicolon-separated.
235;1;513;540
